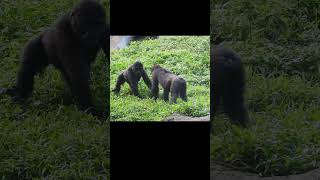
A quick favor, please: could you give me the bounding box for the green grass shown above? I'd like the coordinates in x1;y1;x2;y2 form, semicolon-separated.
0;0;109;178
111;36;210;121
211;68;320;176
211;0;320;176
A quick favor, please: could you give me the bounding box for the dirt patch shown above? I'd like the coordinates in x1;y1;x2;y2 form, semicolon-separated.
164;114;210;122
211;162;320;180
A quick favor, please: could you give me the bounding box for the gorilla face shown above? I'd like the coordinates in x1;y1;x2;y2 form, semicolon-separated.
132;61;144;76
71;0;107;46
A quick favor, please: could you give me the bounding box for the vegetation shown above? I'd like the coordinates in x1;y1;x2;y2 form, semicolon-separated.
0;0;109;178
211;0;320;176
111;36;210;121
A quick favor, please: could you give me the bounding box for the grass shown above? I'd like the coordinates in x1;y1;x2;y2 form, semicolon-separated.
110;36;210;121
0;0;109;178
211;68;320;176
211;0;320;176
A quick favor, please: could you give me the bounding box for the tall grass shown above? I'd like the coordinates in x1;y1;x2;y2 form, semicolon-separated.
211;0;320;176
0;0;109;178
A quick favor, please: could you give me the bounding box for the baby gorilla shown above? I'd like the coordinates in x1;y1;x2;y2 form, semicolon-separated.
211;46;249;132
151;65;187;103
113;61;152;97
0;0;109;116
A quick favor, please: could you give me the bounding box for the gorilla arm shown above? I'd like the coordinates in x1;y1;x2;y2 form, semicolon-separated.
151;73;159;99
126;68;140;97
141;69;152;89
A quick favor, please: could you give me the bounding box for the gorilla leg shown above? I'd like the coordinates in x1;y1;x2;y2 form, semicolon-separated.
151;79;159;100
14;36;48;101
223;94;248;126
163;89;170;101
65;61;93;111
227;105;249;126
129;82;140;97
170;81;179;103
222;76;248;126
58;68;74;105
113;73;125;93
163;81;171;102
170;92;178;103
179;81;187;102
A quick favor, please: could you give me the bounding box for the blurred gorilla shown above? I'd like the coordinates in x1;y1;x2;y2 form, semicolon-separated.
131;36;158;41
113;61;152;97
0;0;109;116
151;65;187;103
211;46;249;132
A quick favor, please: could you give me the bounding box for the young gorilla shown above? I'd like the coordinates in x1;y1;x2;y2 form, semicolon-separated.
211;46;249;132
112;61;152;97
151;65;187;103
0;0;109;116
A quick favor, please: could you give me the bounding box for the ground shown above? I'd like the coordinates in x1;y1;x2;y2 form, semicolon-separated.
164;114;210;122
211;163;320;180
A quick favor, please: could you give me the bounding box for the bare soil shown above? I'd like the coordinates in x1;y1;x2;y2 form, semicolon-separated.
164;114;210;122
211;162;320;180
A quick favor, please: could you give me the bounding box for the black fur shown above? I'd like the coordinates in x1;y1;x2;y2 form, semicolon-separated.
151;65;187;103
211;46;249;132
0;0;109;116
113;61;152;97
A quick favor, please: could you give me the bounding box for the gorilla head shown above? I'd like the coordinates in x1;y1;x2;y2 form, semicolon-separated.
151;64;161;72
70;0;108;46
131;61;144;77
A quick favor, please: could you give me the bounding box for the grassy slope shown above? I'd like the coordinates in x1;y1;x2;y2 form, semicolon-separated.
211;0;320;176
111;36;210;121
0;0;109;178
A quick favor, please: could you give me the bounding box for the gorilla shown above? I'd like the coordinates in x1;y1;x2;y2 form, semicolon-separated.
211;46;249;132
0;0;109;116
130;36;159;41
151;65;187;103
112;61;152;97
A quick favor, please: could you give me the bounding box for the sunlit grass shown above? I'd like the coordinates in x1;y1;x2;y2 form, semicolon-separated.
111;36;210;121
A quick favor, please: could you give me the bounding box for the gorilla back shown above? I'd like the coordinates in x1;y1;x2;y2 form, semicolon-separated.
0;0;109;116
151;65;187;103
211;47;249;128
